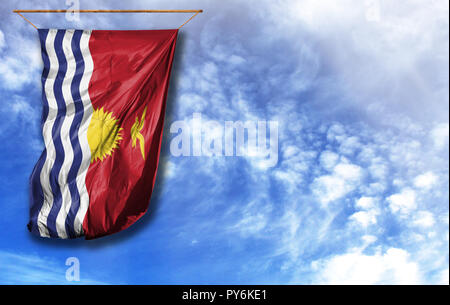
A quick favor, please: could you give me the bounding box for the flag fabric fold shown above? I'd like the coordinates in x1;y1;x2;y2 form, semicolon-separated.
28;29;178;239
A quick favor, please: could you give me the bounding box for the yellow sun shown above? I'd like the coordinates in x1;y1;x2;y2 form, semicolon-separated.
87;107;123;163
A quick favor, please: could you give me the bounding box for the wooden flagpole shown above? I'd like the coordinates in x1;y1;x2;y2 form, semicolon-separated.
13;9;203;30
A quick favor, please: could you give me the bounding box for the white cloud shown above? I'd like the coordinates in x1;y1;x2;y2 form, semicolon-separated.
326;123;346;142
0;95;39;137
431;123;449;150
229;200;272;237
361;234;377;245
438;268;449;285
355;196;376;209
312;248;420;284
9;95;36;118
162;159;176;179
334;163;363;180
414;172;438;189
0;15;43;90
387;189;417;214
284;145;300;159
312;162;363;205
339;136;361;155
350;210;378;227
361;182;386;196
0;30;5;51
351;197;379;227
274;169;302;192
0;47;41;90
412;211;435;228
368;158;389;180
319;150;339;171
271;0;449;127
313;175;349;204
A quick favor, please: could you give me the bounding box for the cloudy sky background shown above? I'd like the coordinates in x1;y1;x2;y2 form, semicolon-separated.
0;0;448;284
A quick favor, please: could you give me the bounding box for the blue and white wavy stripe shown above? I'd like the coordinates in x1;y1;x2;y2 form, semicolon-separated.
29;29;93;239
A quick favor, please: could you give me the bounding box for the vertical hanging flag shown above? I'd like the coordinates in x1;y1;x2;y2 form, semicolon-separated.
28;29;178;239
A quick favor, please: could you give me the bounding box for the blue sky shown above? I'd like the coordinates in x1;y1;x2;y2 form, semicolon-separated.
0;0;448;284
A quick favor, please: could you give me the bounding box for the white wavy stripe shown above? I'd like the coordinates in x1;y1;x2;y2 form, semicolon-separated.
54;30;76;239
37;30;58;237
73;30;93;236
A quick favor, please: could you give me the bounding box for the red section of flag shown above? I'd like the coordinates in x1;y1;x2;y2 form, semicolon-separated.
83;30;177;239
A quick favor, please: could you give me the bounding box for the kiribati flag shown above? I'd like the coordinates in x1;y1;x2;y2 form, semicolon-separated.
28;29;177;239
